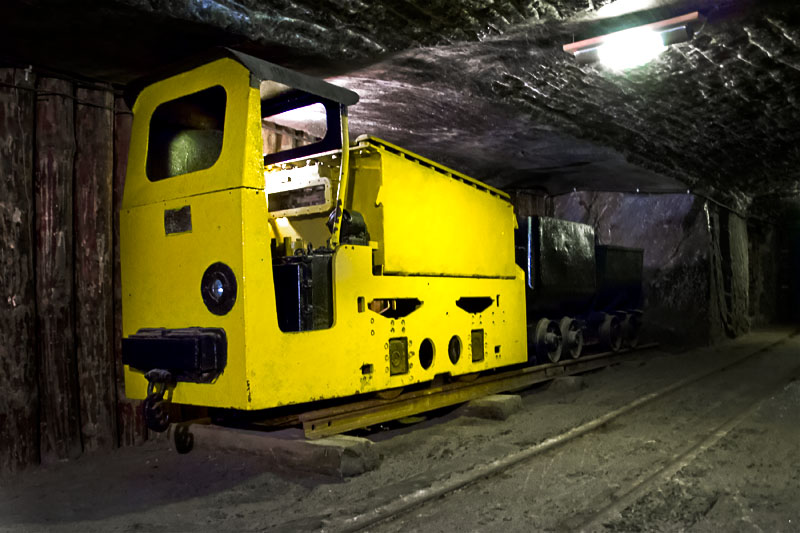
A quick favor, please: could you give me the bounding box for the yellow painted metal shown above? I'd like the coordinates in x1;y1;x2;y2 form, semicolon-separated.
125;222;529;408
348;137;518;278
122;190;250;407
353;135;509;199
122;57;264;210
122;55;530;412
300;345;658;439
329;112;349;247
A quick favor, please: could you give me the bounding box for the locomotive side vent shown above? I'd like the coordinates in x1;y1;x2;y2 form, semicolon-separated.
368;298;422;319
456;297;493;314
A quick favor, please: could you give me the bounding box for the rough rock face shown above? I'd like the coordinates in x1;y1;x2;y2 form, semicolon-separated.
746;222;778;327
2;0;800;212
111;0;591;61
551;191;774;343
708;210;750;339
113;0;800;211
334;0;800;211
552;191;713;344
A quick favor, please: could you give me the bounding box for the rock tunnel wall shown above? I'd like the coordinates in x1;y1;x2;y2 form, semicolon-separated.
748;221;780;327
548;191;714;346
708;209;750;340
520;191;779;347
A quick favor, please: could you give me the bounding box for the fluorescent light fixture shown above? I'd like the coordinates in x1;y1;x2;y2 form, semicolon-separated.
597;27;666;70
563;11;705;70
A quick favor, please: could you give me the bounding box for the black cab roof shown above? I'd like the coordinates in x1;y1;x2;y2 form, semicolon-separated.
124;47;359;109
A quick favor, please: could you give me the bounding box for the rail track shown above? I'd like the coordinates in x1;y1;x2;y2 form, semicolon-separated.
243;343;659;439
321;331;798;532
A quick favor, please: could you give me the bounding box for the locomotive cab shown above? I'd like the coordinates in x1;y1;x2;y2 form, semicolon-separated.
120;50;529;431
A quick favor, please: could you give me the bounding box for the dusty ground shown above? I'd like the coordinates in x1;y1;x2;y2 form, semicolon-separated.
0;328;797;533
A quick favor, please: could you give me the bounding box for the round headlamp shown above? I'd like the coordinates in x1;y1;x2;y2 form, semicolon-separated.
201;262;237;315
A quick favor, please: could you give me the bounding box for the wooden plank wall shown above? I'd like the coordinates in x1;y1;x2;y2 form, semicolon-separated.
0;68;39;472
114;98;147;447
509;190;550;218
0;69;144;474
74;88;117;452
35;77;82;463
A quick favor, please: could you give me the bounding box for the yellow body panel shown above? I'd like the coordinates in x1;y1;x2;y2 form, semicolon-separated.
122;58;264;210
349;139;518;278
123;187;528;409
122;191;249;407
121;55;531;411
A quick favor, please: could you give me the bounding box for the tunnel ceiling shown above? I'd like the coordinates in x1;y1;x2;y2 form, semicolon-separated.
3;0;800;212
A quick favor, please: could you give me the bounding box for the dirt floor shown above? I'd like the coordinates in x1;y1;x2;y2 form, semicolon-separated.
1;328;798;532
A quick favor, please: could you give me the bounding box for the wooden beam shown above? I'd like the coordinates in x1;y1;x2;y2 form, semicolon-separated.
0;68;39;472
35;77;82;462
74;86;117;451
113;96;147;446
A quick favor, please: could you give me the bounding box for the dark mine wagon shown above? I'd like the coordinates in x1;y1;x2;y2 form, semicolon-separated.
516;215;643;363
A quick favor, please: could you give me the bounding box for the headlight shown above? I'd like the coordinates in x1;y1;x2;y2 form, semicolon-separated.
201;262;237;315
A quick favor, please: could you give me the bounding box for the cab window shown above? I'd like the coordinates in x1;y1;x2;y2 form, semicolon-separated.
146;85;227;181
262;102;327;155
260;86;341;166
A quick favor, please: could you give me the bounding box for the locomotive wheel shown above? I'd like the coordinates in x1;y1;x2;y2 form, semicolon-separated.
620;311;643;348
599;314;623;352
559;317;584;359
534;318;563;363
174;424;195;454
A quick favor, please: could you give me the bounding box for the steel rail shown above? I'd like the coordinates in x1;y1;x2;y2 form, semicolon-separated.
322;334;794;533
301;344;658;439
573;359;800;531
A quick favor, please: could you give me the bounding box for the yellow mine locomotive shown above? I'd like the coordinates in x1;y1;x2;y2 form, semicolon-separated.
120;50;642;432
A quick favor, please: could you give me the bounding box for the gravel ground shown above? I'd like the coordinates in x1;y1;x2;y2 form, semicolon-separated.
0;328;797;533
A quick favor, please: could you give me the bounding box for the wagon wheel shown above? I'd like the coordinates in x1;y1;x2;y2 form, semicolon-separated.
620;311;643;348
599;313;623;352
559;317;584;359
534;318;563;363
